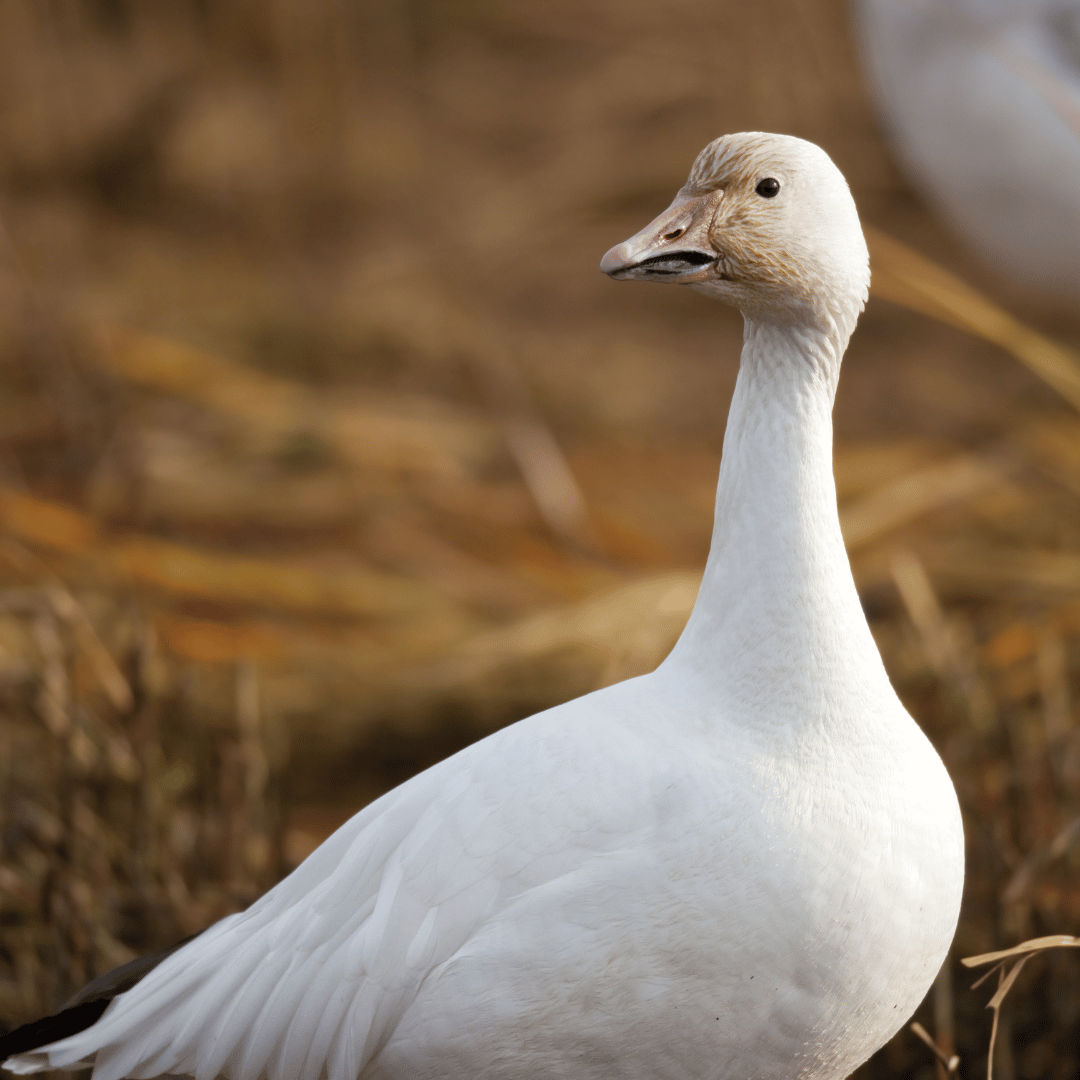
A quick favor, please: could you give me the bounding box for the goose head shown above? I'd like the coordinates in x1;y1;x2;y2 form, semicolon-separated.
601;132;870;334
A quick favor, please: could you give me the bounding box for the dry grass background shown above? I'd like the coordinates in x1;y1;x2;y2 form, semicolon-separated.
0;2;1079;1078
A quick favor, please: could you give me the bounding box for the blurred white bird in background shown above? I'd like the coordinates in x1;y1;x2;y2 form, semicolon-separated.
856;0;1080;307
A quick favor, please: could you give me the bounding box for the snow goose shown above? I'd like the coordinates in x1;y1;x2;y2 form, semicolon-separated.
856;0;1080;304
1;132;964;1080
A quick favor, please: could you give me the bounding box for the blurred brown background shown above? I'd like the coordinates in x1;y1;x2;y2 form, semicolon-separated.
0;2;1079;1078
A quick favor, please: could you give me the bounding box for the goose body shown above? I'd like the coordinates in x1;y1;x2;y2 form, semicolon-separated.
856;0;1080;304
3;133;964;1080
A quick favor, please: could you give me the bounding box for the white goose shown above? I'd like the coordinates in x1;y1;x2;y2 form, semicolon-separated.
856;0;1080;304
2;132;964;1080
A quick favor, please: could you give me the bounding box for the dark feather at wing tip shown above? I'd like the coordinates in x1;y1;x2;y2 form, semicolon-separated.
60;934;198;1011
0;932;200;1062
0;999;110;1059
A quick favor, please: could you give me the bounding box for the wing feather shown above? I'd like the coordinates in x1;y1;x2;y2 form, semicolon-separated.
270;946;352;1080
191;946;297;1080
127;1034;184;1079
6;704;655;1080
297;966;355;1080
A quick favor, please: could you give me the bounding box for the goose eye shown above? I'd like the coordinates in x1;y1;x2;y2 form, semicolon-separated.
755;178;780;198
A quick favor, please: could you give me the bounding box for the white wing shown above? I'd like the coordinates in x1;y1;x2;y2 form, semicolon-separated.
13;690;661;1080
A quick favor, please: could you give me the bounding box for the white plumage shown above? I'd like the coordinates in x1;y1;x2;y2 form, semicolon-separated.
4;132;964;1080
856;0;1080;304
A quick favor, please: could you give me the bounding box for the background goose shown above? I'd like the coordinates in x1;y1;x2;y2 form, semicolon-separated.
856;0;1080;306
1;132;964;1080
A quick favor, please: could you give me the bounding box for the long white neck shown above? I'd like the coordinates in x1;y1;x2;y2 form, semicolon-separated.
663;317;893;727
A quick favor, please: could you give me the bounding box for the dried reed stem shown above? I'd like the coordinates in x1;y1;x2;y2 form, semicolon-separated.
868;227;1080;415
964;936;1080;1080
890;550;996;732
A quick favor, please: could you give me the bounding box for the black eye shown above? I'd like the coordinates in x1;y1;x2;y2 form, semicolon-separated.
755;177;780;198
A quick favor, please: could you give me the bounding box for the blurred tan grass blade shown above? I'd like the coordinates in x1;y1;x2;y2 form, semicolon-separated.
32;602;69;737
468;352;600;554
0;542;133;710
46;583;133;711
0;487;475;626
427;572;700;689
1009;415;1080;501
920;545;1080;597
154;614;288;664
366;517;545;614
963;936;1080;1080
0;489;96;553
112;536;429;619
840;453;1002;549
890;549;996;732
502;417;596;549
1035;628;1072;741
91;327;500;479
1002;817;1080;907
867;226;1080;414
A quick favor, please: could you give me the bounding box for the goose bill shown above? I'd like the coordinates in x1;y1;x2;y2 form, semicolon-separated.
600;192;719;282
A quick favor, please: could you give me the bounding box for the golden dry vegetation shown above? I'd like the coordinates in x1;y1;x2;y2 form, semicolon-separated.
0;2;1079;1078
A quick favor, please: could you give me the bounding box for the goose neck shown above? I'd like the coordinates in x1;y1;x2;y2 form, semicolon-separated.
664;316;888;722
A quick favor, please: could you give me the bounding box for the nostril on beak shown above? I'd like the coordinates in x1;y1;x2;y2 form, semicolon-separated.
664;228;685;240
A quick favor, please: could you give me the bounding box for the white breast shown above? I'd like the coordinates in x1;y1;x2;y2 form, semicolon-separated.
370;672;962;1080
